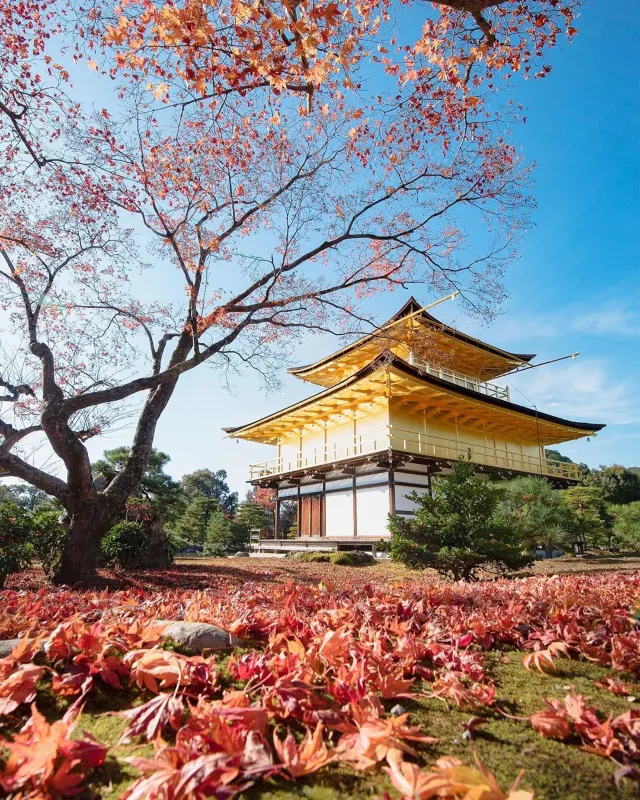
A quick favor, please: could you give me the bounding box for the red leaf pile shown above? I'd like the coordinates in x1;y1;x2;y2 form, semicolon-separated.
1;569;639;796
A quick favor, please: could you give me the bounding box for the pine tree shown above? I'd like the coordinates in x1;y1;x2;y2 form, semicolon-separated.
174;497;220;544
499;476;575;556
204;510;248;556
389;460;532;581
562;486;614;550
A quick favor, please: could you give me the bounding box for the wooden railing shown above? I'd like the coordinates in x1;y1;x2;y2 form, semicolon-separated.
249;426;581;481
408;353;510;401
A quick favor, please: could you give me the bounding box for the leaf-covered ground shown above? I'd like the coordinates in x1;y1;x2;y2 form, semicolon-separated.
6;552;640;593
1;562;640;799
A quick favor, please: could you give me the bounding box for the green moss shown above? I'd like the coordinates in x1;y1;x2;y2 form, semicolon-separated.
160;636;195;656
287;551;376;566
329;551;375;567
400;651;640;800
76;690;153;800
243;762;395;800
287;551;332;563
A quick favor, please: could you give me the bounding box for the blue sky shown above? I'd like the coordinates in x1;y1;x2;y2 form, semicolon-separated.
77;1;639;493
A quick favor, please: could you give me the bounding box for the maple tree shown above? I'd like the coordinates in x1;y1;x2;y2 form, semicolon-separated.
0;0;586;582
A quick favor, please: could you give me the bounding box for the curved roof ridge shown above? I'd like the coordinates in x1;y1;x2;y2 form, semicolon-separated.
288;297;536;379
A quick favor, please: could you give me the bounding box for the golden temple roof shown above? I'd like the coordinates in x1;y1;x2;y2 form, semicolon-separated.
288;297;536;387
223;352;605;446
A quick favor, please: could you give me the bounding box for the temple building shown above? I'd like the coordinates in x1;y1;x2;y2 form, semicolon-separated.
223;298;605;556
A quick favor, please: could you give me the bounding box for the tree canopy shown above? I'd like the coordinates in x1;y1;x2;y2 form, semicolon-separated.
92;448;183;525
612;502;640;551
180;469;238;516
584;465;640;505
562;486;613;550
499;476;575;555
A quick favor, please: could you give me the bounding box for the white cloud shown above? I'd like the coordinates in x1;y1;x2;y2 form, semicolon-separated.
568;306;640;338
506;359;639;426
452;291;640;345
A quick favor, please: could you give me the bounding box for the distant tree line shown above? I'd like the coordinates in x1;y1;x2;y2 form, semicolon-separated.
89;447;276;557
545;453;640;551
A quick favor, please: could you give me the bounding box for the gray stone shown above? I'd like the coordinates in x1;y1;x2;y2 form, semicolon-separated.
390;704;407;716
161;621;234;653
0;638;41;659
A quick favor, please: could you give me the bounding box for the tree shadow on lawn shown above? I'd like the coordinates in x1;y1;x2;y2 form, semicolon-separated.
5;561;316;592
5;559;397;592
103;560;392;592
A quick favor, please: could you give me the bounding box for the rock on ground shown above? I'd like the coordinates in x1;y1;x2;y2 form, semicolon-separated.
160;621;237;653
0;638;41;658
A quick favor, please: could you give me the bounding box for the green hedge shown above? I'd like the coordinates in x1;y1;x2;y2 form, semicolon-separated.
0;502;33;587
101;521;151;569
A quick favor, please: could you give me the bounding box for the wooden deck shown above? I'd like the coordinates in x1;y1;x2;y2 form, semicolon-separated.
249;534;387;558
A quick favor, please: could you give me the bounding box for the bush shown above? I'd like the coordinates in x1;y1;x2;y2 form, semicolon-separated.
329;550;375;566
101;521;151;569
0;502;32;587
389;459;532;581
287;550;375;566
203;541;227;558
30;510;68;577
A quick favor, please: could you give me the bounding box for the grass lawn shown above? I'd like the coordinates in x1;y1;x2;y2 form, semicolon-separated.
2;559;640;799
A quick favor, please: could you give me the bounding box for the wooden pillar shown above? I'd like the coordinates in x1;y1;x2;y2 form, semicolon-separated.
352;473;357;538
274;497;281;539
427;466;433;498
323;420;328;465
296;483;301;539
389;465;396;515
483;426;488;466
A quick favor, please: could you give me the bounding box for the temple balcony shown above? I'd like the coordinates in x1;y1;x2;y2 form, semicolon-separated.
407;352;510;400
248;426;581;482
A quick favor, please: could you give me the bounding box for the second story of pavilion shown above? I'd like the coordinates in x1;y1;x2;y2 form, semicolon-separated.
223;298;605;483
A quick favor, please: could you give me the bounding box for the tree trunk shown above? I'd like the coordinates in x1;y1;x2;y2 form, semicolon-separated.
144;520;173;568
52;498;122;584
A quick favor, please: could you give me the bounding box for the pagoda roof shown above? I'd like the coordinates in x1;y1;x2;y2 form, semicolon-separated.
223;352;604;446
288;297;536;387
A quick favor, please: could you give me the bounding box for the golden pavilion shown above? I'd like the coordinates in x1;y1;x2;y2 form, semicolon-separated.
224;298;604;555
